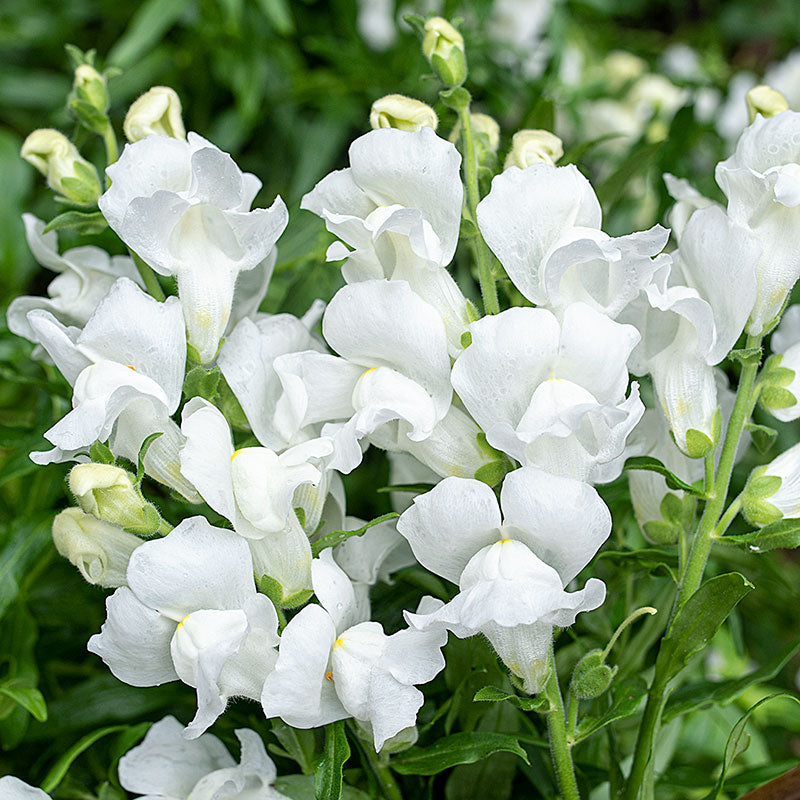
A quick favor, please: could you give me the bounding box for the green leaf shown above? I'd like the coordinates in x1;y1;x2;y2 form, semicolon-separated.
596;142;659;208
108;0;192;67
472;685;542;711
314;720;350;800
89;439;116;465
42;210;107;235
391;732;529;775
623;456;703;496
376;483;436;495
41;724;130;793
716;517;800;551
0;514;53;620
595;548;678;581
311;513;399;557
663;638;800;723
136;431;163;484
183;365;221;402
271;720;316;775
254;0;295;35
523;95;555;131
745;422;778;454
660;573;753;682
572;679;648;743
0;683;47;722
276;775;370;800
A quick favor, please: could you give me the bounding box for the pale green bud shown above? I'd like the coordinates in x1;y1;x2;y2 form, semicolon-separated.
73;64;109;115
52;507;142;588
69;463;163;535
422;17;467;87
124;86;186;143
504;129;564;169
369;94;438;132
746;84;789;124
20;129;102;206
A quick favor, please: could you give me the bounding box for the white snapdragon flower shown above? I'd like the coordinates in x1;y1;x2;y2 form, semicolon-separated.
451;303;643;483
217;304;327;450
765;304;800;421
716;110;800;335
621;205;760;456
7;215;141;343
118;716;289;800
99;133;288;362
477;164;670;320
261;550;446;751
26;277;197;500
179;397;333;602
88;517;280;737
273;280;452;473
398;468;609;693
302;127;470;353
0;777;50;800
662;174;718;241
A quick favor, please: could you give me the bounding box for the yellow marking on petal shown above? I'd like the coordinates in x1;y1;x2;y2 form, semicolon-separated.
325;670;333;682
333;637;344;649
231;448;243;462
362;366;378;377
497;538;512;544
125;364;137;371
177;614;191;630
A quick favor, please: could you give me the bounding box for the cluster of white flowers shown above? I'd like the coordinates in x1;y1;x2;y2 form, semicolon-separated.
10;68;800;792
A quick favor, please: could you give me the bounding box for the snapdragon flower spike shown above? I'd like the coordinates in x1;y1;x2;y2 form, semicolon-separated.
274;279;452;473
7;214;141;343
217;305;327;450
179;397;333;600
26;277;197;499
452;302;643;483
620;205;760;455
261;550;447;751
716;110;800;335
399;468;609;694
118;715;289;800
302;127;468;354
99;132;288;362
88;517;280;737
477;164;670;319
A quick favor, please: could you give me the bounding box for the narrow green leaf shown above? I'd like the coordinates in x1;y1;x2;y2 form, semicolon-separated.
0;514;53;619
623;456;703;496
314;720;350;800
254;0;295;34
472;686;542;711
376;483;436;495
42;210;107;235
0;683;47;722
716;517;800;551
108;0;192;67
311;513;399;557
663;638;800;722
572;679;648;743
660;573;753;682
391;732;529;775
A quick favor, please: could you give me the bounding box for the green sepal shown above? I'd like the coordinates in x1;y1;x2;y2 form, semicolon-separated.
569;649;617;700
473;460;508;487
745;422;778;454
728;346;762;366
465;299;481;323
402;13;427;37
459;216;478;238
439;86;470;112
43;210;107;235
68;98;109;134
460;330;472;348
89;440;116;465
183;365;221;403
643;520;679;546
760;385;796;410
432;49;467;88
685;427;714;459
256;573;313;609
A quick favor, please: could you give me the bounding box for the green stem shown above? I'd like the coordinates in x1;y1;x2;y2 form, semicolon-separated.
543;652;580;800
131;251;166;302
624;335;763;800
156;518;173;536
703;453;715;497
361;743;403;800
457;105;499;315
712;496;742;540
102;122;118;170
566;690;579;743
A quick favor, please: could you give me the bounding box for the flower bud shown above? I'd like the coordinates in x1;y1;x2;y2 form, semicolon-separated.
422;17;467;87
603;51;647;92
742;444;800;526
123;86;186;143
20;129;102;206
746;84;789;124
569;649;617;700
503;130;564;169
369;94;438;132
72;64;109;115
449;112;501;152
69;463;164;535
52;508;142;588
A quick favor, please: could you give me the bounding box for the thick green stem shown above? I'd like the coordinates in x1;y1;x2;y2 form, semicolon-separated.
624;336;763;800
102;122;118;170
361;744;403;800
543;653;580;800
131;251;166;302
457;105;499;315
713;496;742;540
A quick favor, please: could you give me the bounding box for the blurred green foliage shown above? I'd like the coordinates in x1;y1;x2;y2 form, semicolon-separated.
1;0;800;797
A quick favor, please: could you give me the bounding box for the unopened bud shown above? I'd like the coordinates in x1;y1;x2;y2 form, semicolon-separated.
52;508;142;588
73;64;109;114
569;649;617;700
69;463;163;535
504;129;563;169
370;94;438;132
422;17;467;87
20;129;102;206
746;84;789;124
124;86;186;143
449;112;500;152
